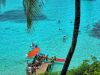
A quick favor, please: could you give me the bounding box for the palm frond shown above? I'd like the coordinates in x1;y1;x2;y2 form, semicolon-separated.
23;0;43;31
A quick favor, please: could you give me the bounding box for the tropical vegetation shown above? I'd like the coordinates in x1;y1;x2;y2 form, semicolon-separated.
67;56;100;75
34;56;100;75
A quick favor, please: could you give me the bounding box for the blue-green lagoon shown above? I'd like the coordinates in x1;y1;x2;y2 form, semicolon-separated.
0;0;100;75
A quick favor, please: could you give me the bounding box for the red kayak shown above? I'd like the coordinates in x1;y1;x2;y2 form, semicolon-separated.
55;58;65;62
27;48;40;58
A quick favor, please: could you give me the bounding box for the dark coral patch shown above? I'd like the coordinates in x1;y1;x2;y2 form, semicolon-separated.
89;21;100;39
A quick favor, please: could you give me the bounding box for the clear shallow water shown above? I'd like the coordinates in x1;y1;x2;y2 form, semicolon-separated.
0;0;100;75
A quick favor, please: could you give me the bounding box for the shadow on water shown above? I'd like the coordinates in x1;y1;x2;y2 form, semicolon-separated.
0;9;47;23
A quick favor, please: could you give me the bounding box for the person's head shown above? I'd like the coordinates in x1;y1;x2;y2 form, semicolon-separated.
58;20;60;23
64;36;66;37
59;28;62;30
35;45;38;48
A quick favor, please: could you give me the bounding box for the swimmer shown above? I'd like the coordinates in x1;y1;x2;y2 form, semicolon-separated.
58;20;62;30
58;20;61;24
63;36;67;42
35;45;38;48
32;43;35;49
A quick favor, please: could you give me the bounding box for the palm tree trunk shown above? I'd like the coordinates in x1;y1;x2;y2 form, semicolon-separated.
61;0;80;75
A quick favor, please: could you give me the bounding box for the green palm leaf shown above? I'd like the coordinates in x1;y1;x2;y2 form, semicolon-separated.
23;0;43;31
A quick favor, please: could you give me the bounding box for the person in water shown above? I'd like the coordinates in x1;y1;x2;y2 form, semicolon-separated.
45;55;48;62
35;45;38;48
58;20;62;31
63;36;67;42
30;43;35;49
54;56;56;61
51;57;55;64
58;20;61;24
31;43;38;49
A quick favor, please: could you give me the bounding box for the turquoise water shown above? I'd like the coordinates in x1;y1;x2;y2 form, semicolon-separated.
0;0;100;75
